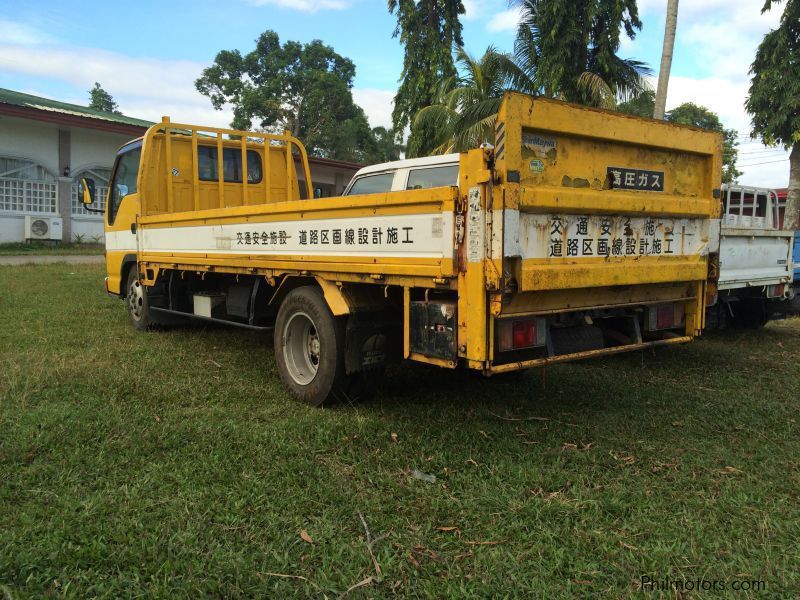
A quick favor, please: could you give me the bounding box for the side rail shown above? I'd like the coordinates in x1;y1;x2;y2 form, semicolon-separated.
721;185;784;229
139;117;313;214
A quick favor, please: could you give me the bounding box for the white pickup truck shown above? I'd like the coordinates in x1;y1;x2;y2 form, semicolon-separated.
709;185;795;327
345;162;795;329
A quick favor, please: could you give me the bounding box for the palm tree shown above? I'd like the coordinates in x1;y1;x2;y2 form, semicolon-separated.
654;0;679;119
414;46;535;154
512;0;651;109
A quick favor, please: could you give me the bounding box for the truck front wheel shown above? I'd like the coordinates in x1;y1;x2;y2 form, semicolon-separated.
274;287;378;407
126;268;155;331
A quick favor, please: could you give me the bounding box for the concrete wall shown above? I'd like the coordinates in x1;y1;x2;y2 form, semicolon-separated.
0;115;135;244
303;162;359;198
70;216;105;242
0;116;59;175
0;214;26;243
70;128;133;174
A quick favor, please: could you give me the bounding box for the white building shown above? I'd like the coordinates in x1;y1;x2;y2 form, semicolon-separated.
0;88;151;244
0;88;362;244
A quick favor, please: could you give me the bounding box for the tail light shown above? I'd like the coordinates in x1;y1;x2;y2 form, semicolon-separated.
498;318;547;351
705;282;718;307
766;284;785;299
646;303;684;332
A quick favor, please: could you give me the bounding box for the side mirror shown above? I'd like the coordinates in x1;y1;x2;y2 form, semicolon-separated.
81;177;96;205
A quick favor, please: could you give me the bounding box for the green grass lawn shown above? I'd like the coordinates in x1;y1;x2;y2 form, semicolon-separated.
1;264;798;598
0;242;104;256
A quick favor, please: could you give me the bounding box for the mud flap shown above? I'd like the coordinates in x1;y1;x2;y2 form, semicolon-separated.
344;310;400;374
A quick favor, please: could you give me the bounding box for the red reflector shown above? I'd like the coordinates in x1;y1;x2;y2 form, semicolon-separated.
512;320;537;349
767;284;785;298
656;305;674;330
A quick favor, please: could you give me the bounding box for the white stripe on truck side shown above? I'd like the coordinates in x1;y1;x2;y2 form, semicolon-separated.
136;212;454;259
514;214;713;259
105;230;137;253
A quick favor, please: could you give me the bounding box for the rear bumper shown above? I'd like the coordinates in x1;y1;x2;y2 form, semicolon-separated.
487;335;692;374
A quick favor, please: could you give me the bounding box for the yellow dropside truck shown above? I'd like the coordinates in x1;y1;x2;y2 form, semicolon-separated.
85;93;722;406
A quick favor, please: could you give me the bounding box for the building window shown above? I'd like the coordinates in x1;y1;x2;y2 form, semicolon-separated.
0;157;57;213
71;167;112;216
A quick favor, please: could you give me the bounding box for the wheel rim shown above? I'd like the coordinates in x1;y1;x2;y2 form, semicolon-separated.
283;311;320;386
128;278;144;321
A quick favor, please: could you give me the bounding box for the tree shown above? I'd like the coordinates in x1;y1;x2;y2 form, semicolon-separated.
388;0;465;157
747;0;800;228
196;30;380;163
88;83;121;114
653;0;679;119
369;126;405;163
415;46;535;153
618;95;742;184
512;0;651;108
616;89;655;117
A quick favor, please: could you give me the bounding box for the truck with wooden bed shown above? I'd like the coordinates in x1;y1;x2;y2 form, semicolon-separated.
81;93;722;406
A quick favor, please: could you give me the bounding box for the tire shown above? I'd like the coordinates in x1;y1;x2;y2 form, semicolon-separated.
125;267;155;331
730;301;768;329
274;286;381;407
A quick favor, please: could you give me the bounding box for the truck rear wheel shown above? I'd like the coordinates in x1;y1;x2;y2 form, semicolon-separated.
274;287;379;407
731;300;768;329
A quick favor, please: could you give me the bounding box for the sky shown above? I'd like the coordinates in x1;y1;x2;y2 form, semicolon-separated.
0;0;790;186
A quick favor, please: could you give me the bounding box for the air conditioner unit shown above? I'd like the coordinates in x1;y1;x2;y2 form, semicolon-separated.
24;216;63;241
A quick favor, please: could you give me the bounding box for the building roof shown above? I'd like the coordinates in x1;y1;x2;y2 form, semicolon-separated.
0;88;364;171
304;156;363;171
0;88;154;128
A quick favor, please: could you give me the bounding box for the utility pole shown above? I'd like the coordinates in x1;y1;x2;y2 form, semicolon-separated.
654;0;679;120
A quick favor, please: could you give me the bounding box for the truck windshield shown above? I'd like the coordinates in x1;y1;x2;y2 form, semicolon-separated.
108;142;142;224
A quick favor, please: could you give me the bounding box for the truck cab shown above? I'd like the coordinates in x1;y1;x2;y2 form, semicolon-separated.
343;154;458;196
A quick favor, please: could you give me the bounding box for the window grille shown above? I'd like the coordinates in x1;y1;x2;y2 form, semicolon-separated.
0;157;57;213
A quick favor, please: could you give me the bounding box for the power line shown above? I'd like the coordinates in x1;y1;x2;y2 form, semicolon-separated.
737;146;786;152
735;139;775;144
737;148;788;156
738;158;790;167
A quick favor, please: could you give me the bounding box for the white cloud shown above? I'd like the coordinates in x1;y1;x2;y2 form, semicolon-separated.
352;88;395;129
245;0;350;11
463;0;523;32
664;75;789;187
462;0;491;20
487;7;523;33
634;1;789;187
0;18;54;46
639;0;780;26
0;42;234;128
0;27;394;136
